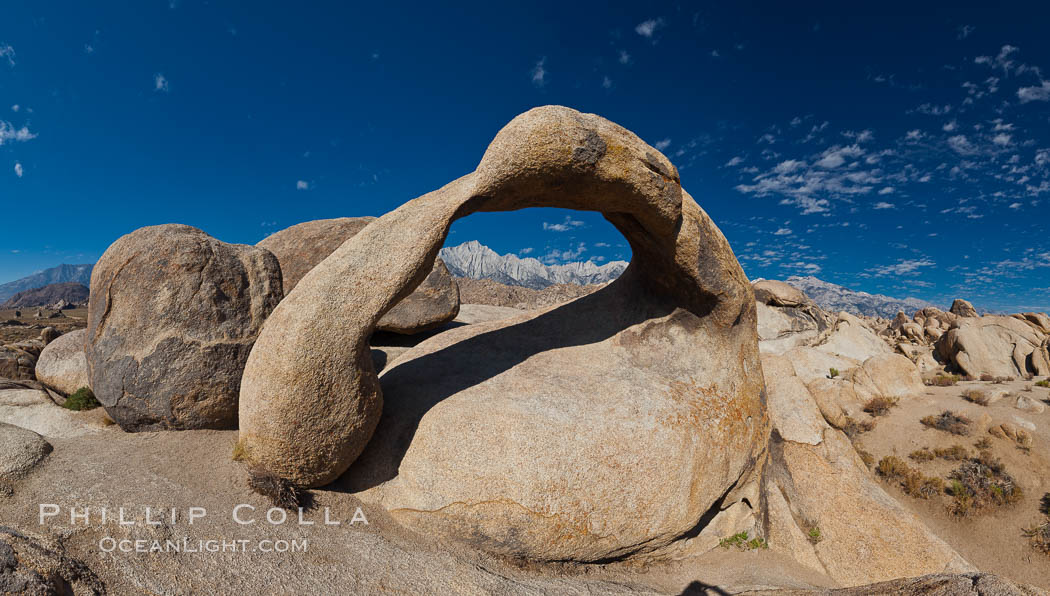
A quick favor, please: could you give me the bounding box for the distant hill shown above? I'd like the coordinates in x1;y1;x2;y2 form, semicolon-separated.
439;241;627;290
1;282;90;308
783;275;938;319
0;264;94;303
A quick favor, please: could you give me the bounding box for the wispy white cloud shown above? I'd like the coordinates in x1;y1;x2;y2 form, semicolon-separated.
0;121;37;145
530;57;546;87
296;180;310;190
0;44;14;67
602;76;612;89
542;215;584;232
773;227;792;236
868;258;935;276
13;162;23;178
873;201;895;209
541;242;587;264
1017;80;1050;103
154;73;170;92
654;138;671;151
635;18;665;38
725;156;744;167
957;25;975;40
618;50;631;64
519;247;534;255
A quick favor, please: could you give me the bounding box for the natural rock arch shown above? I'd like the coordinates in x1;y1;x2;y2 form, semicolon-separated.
238;106;768;500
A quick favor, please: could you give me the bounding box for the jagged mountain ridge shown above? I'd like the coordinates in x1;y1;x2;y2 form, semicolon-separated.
0;264;94;303
439;241;627;290
783;275;938;319
1;282;90;308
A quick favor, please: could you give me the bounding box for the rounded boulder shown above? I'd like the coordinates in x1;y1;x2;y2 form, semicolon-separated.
87;224;282;431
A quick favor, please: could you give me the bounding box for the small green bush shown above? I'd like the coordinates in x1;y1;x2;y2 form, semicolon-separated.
62;387;100;411
807;526;823;544
829;367;840;379
928;374;960;387
718;531;768;550
1036;379;1050;388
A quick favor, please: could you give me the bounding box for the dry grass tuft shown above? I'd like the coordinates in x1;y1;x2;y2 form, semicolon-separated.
876;456;944;500
842;416;876;438
921;410;972;436
862;396;896;417
962;389;989;406
247;467;306;510
928;374;960;387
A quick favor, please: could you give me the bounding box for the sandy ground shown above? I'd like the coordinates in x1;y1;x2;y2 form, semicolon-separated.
0;420;837;594
0;307;87;343
854;378;1050;589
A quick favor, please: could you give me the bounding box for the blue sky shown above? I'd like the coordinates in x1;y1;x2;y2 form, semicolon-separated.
1;2;1048;312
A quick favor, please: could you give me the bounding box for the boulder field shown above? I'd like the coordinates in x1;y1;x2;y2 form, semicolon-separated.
1;106;1047;593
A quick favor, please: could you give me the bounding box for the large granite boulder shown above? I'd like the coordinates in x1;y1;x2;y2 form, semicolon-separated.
1021;311;1050;334
0;526;105;595
754;280;832;354
813;312;892;363
257;217;460;334
87;224;282;431
950;298;979;318
935;315;1046;378
753;279;807;307
239;106;769;562
34;329;89;397
0;423;51;480
0;345;36;380
761;353;974;586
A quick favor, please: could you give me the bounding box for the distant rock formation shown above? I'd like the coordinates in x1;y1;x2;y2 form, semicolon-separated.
455;277;601;310
439;240;627;289
0;264;93;304
783;275;936;319
0;282;89;309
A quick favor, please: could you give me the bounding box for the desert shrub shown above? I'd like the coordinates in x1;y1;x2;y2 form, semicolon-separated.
1025;520;1050;555
247;466;306;510
863;396;897;417
877;456;910;478
1023;384;1033;392
974;437;992;450
232;441;248;462
934;444;970;461
1041;493;1050;516
946;453;1023;516
980;374;994;382
928;374;960;387
909;448;935;462
961;389;989;406
1036;379;1050;388
829;367;840;379
855;447;875;468
993;376;1012;384
719;531;768;550
921;410;972;436
63;387;100;411
877;456;943;500
842;416;875;438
